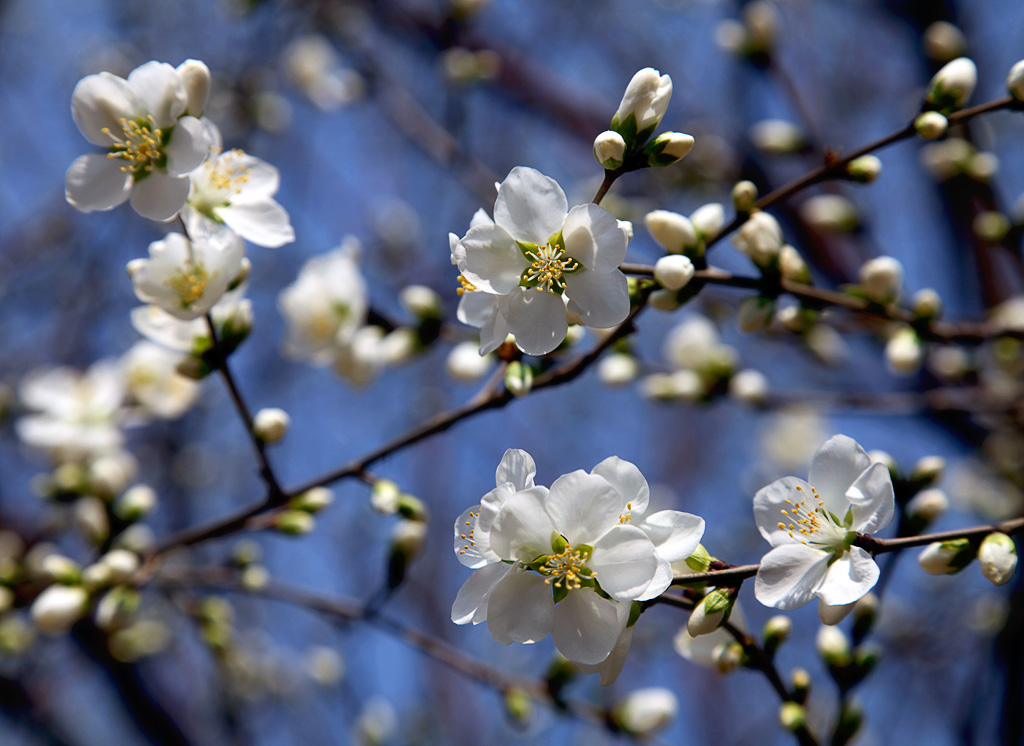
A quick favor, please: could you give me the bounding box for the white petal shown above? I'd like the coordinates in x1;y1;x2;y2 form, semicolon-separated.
589;525;659;601
591;456;649;516
71;72;138;145
565;269;630;328
552;589;623;664
562;203;628;271
65;154;132;212
457;291;497;328
130;172;191;221
754;543;830;610
164;116;211;176
752;476;813;546
501;289;567;356
459;223;524;294
486;568;553;644
818;598;856;626
219;200;295;247
473;483;518;562
452;563;511;624
636;556;674;601
807;435;871;517
493;167;567;245
126;61;186;128
454;505;488;569
816;547;879;606
225;154;280;198
544;471;623;546
845;462;895;534
636;510;705;564
495;449;537;491
577;623;634;685
488;486;556;561
478;302;510;355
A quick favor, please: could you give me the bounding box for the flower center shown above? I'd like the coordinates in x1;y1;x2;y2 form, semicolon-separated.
197;150;252;209
166;262;211;310
519;242;579;295
457;509;480;556
455;274;477;296
619;501;633;524
103;116;166;176
777;485;847;549
539;542;593;590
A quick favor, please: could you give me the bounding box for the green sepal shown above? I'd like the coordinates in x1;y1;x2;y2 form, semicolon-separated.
610;111;638;147
525;554;550;573
550;533;569;554
551;582;569;605
627;600;643;628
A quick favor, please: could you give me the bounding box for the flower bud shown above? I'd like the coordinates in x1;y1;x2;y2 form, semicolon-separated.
926;57;977;111
779;702;806;732
31;585;88;634
911;455;946;487
973;211;1010;242
654;255;695;291
914;111;949;140
81;562;113;591
713;641;744;673
241;564;270;591
763;615;792;651
89;454;136;499
645;132;695;167
732;180;758;212
371;480;401;514
592;130;627;170
648;289;681;313
966;152;999;182
388;519;428;589
923;22;966;63
905;488;948;527
94;586;139;631
687;588;735;637
503;687;532;726
505;361;533;397
177;59;212;117
790;668;811;703
729;369;769;405
744;1;778;56
738;296;775;333
446;341;493;383
691;203;725;240
816;625;852;667
397;493;429;522
42;554;81;585
919;538;975;574
291;486;334;514
101;550;140;584
115;484;158;522
978;532;1017;586
645;210;696;254
304;645;345;687
733;211;783;266
275;510;315;535
74;496;109;545
399;285;442;320
612;68;672;142
818;599;856;626
598;353;640;387
801;194;860;234
851;593;879;642
614;687;678;736
683;543;714;573
750;119;805;155
253;408;290;444
886;327;924;375
912;288;943;321
846;155;882;184
860;256;903;304
1008;60;1024;102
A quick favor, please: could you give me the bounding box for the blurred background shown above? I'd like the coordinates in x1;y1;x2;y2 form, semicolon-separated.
2;0;1024;744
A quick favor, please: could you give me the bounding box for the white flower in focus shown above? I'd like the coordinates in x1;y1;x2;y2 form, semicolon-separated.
753;435;895;610
184;123;294;248
278;240;368;364
66;61;212;221
121;341;199;419
128;231;245;320
452;167;629;355
17;360;125;460
978;533;1017;586
452;450;690;667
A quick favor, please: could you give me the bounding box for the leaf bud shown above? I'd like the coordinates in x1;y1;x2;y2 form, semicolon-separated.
503;687;532;727
683;543;714;573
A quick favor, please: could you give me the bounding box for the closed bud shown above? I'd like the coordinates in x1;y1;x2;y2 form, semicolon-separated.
763;615;792;651
779;702;807;732
966;152;999;182
446;341;493;383
81;562;113;591
42;554;81;585
973;211;1011;242
978;532;1017;586
232;540;262;567
926;57;977;112
923;22;966;63
912;288;944;320
732;180;758;212
886;327;924;375
100;550;140;584
779;245;811;283
654;255;695;291
1008;60;1024;102
834;701;864;746
687;588;735;637
614;687;678;736
371;480;401;514
94;585;139;631
911;455;946;487
504;687;532;727
399;285;442;319
801;195;860;234
291;486;334;514
919;538;975;574
645;132;695;167
241;565;270;591
391;519;428;560
905;488;948;528
611;68;673;143
645;210;697;254
790;668;811;703
649;288;681;313
598;353;640;387
713;641;744;673
733;211;783;266
115;484;158;521
683;543;714;573
74;496;109;545
593;130;626;169
816;625;852;667
32;585;89;634
851;593;879;642
818;599;856;626
750;119;805;155
253;408;290;444
397;493;429;522
729;369;769;406
914;111;949;140
505;361;533;396
177;59;211;117
275;510;315;535
88;454;136;498
691;203;725;241
738;296;775;333
846;155;882;184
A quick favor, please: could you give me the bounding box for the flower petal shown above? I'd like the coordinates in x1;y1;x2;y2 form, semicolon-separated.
493;167;567;245
591;456;649;516
565;269;630;328
589;525;659;601
488;486;555;561
562;203;628;271
65;154;132;212
552;589;623;664
495;448;537;491
845;462;895;534
500;289;568;356
126;61;186;127
754;543;830;610
486;568;553;644
457;291;497;328
636;510;705;564
807;435;871;516
473;483;517;562
452;563;511;625
130;172;191;221
753;476;813;546
544;470;623;546
815;546;880;606
165;116;210;176
478;301;510;355
577;622;633;685
71;72;138;145
459;223;524;295
636;556;674;601
219;200;295;248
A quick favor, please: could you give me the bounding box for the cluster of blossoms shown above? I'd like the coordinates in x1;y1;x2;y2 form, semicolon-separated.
452;449;704;682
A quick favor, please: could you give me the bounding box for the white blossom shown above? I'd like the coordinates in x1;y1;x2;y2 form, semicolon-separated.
612;68;672;138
